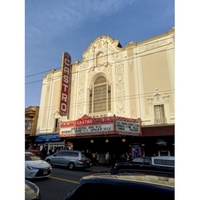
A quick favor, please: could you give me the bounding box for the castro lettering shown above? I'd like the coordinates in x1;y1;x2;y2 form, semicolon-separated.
60;53;71;116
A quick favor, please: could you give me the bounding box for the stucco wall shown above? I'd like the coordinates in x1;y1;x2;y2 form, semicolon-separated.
36;28;175;135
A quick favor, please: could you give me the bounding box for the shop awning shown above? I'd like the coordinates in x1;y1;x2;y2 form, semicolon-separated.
35;134;62;142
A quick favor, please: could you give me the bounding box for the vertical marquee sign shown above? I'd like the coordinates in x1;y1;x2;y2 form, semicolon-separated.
59;52;71;116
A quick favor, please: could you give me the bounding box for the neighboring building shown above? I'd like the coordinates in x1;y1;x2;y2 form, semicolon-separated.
25;106;39;148
36;28;175;158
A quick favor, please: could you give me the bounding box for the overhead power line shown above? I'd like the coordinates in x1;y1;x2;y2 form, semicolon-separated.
25;36;174;79
25;46;174;85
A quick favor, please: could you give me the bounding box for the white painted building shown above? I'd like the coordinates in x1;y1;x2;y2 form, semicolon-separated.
36;28;175;156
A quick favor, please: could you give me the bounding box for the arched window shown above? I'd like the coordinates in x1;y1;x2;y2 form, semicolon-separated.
89;76;111;114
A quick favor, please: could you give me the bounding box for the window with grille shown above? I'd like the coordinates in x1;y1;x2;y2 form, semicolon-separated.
154;105;166;124
89;76;111;114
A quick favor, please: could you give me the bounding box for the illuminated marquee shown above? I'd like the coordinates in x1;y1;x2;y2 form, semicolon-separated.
59;52;71;116
59;115;142;137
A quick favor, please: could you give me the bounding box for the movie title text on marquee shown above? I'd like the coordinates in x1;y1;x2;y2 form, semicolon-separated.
60;124;114;134
59;115;142;137
116;121;140;133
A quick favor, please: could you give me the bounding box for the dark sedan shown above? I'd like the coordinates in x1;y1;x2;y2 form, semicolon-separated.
63;170;174;200
112;156;174;174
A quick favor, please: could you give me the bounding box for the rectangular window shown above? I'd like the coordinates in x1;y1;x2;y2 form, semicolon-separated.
108;86;111;111
89;91;92;113
154;105;165;124
55;118;60;132
25;120;32;131
153;159;174;167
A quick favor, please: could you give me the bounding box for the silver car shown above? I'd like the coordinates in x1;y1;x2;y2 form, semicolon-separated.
45;150;92;170
25;152;52;179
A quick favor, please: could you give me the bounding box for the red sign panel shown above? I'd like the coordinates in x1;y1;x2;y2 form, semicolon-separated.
60;114;114;128
59;115;142;138
59;115;114;137
60;52;71;116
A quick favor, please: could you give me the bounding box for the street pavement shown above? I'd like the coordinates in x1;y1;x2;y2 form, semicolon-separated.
87;165;112;173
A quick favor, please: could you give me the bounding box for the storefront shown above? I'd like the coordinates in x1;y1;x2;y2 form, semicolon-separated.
59;115;174;160
25;135;37;149
59;114;142;161
35;133;65;152
141;125;175;156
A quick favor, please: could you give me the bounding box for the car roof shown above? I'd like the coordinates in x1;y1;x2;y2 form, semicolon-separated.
80;172;174;188
58;150;81;153
25;152;34;155
152;156;175;160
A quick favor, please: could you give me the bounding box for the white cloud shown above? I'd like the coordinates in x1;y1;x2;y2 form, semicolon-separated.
26;0;136;42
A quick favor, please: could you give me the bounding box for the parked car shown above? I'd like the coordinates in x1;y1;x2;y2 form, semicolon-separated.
63;170;174;200
113;156;174;174
25;151;52;179
45;150;92;170
25;179;42;200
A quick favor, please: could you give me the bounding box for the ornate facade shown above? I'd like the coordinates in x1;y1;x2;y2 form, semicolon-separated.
36;28;175;157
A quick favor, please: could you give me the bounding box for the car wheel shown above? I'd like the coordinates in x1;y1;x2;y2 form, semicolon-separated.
68;162;75;170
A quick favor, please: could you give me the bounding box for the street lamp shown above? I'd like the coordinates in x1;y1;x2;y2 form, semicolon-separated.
90;139;94;143
105;139;109;143
122;138;126;142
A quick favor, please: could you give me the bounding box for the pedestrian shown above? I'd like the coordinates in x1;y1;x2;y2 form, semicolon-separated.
105;152;110;167
48;148;53;155
92;152;96;165
110;154;116;168
96;153;100;165
40;145;47;160
126;152;130;161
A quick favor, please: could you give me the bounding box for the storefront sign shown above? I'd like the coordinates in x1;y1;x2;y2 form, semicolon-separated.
116;120;140;134
35;134;62;142
59;115;142;137
59;52;71;116
61;115;113;127
60;115;114;137
156;139;167;146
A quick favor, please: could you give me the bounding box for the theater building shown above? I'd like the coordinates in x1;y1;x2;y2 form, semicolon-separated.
25;106;39;149
36;28;175;159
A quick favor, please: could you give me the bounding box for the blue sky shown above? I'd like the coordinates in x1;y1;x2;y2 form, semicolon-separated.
25;0;174;108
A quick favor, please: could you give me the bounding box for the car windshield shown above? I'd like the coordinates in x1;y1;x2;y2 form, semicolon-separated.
25;153;41;161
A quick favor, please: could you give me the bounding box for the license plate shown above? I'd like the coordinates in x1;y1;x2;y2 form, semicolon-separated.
43;171;48;175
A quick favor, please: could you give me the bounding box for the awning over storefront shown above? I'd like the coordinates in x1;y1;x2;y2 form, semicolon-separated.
35;134;63;142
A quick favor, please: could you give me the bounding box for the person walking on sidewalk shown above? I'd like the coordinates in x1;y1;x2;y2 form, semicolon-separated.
105;152;110;168
110;154;116;168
